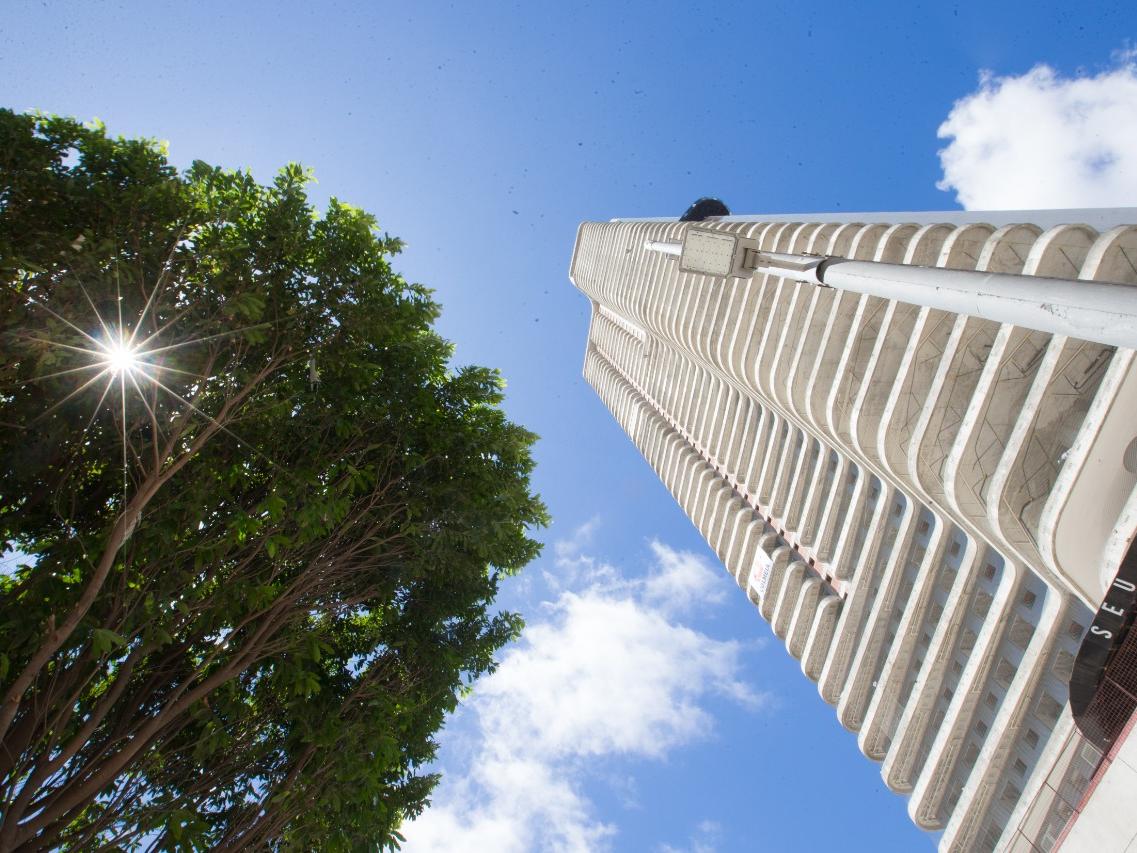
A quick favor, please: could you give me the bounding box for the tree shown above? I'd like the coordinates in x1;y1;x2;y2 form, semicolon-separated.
0;110;546;851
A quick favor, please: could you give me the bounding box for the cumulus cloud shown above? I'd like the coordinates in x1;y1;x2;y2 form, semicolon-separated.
642;540;727;615
401;526;768;852
937;53;1137;209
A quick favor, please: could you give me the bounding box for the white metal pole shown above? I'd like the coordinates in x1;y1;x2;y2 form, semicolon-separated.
645;239;1137;351
755;255;1137;351
643;239;682;257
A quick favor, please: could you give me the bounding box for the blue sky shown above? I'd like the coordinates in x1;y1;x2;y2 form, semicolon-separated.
3;2;1136;850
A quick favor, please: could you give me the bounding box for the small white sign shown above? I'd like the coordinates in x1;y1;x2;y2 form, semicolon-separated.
753;548;774;598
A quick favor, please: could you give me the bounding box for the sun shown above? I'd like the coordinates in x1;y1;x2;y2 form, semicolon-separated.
18;272;281;513
101;338;142;376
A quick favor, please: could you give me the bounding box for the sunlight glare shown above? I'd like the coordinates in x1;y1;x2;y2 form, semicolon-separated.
103;340;140;376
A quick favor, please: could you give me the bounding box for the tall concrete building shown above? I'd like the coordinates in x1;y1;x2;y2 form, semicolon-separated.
569;209;1137;852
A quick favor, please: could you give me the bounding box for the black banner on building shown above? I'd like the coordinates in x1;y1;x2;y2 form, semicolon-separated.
1071;539;1137;750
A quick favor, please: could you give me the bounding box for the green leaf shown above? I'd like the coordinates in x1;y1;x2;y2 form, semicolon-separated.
91;628;127;656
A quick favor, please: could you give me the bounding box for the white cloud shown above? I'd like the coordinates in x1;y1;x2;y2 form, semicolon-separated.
552;516;600;564
937;55;1137;209
658;819;723;853
401;527;769;852
479;591;758;763
545;515;620;593
642;539;727;615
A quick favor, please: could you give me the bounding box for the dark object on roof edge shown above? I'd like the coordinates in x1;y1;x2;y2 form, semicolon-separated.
680;197;731;222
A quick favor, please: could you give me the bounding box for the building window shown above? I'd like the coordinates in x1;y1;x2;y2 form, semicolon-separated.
995;658;1015;687
1008;615;1035;649
973;591;993;618
1000;780;1022;809
1053;649;1075;682
1036;693;1062;727
961;740;981;769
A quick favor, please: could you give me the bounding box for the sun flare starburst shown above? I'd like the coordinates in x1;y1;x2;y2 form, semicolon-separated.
19;280;271;506
100;338;142;377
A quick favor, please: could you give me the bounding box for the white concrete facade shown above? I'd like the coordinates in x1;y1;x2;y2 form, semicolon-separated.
569;212;1137;853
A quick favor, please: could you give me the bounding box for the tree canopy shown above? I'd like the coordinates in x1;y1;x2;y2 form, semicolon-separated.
0;110;546;851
